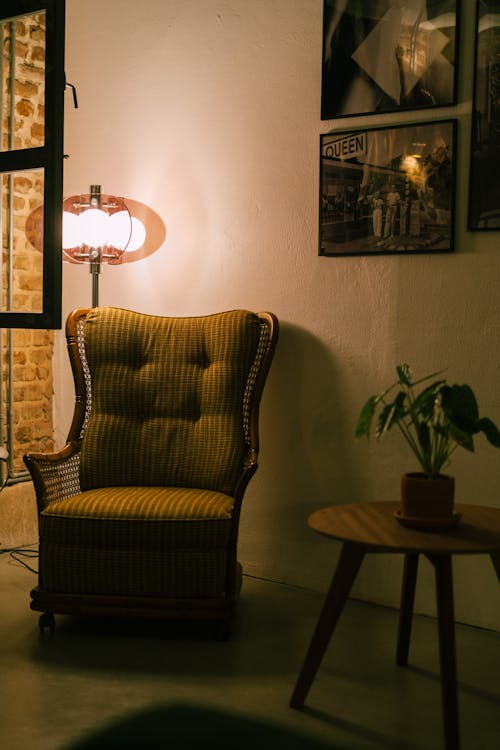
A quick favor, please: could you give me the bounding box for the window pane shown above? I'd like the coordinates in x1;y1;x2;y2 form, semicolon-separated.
2;327;54;475
1;168;44;314
0;1;64;328
1;11;46;152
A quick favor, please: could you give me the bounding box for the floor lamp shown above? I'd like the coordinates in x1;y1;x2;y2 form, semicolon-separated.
25;188;167;306
62;185;132;306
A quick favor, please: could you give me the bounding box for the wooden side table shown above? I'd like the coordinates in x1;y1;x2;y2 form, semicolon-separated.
289;502;500;750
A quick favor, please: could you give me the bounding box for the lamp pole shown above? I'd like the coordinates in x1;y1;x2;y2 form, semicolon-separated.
60;185;132;306
89;184;102;307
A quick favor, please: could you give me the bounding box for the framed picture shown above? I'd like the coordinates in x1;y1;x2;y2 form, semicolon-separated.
468;1;500;230
321;1;459;120
319;119;456;256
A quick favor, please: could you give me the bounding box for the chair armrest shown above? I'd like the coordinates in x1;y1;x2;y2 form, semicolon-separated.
23;442;82;514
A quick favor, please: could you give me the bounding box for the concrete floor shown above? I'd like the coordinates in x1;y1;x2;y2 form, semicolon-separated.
0;549;499;750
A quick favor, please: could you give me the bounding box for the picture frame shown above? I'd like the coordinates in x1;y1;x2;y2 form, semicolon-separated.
468;1;500;230
319;120;457;257
321;1;459;120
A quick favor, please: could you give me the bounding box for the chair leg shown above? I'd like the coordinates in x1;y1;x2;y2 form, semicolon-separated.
289;542;365;709
396;553;419;666
427;554;460;750
39;612;55;635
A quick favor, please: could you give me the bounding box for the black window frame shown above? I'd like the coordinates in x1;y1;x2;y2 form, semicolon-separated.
0;0;64;329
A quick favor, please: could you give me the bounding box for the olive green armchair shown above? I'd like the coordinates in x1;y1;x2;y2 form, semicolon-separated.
24;306;278;634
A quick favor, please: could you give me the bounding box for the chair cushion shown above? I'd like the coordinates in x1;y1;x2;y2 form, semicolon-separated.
41;486;234;549
39;487;234;597
79;307;261;494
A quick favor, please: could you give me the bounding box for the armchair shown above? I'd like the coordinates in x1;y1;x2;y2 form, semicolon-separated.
24;306;278;634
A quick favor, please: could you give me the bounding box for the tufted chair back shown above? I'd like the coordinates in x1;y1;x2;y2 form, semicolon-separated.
78;307;262;495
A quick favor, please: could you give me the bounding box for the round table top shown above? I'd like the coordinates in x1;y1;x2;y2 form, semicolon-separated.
308;502;500;554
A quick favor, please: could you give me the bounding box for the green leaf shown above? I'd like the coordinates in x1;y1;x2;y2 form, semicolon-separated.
412;381;444;421
447;421;475;452
376;403;392;437
396;364;412;387
376;391;406;437
355;395;377;438
476;417;500;448
441;384;479;432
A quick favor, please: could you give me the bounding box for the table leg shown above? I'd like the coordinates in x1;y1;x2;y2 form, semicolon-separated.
490;552;500;584
426;554;460;750
396;553;419;666
289;542;365;709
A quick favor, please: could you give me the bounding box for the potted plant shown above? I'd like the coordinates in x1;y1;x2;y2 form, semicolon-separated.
355;364;500;527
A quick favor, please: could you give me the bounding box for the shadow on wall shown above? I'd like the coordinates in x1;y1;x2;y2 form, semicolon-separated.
259;321;365;528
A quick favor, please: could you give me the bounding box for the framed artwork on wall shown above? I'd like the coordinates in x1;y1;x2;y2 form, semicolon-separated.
319;119;457;257
321;1;459;120
468;1;500;229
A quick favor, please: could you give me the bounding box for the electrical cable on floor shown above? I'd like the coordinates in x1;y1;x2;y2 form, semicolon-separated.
242;572;314;593
0;545;39;574
0;454;39;573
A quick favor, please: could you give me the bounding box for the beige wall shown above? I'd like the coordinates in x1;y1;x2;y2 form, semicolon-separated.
55;0;500;630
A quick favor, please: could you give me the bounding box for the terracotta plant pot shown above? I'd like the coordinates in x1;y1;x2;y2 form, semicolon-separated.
399;472;456;525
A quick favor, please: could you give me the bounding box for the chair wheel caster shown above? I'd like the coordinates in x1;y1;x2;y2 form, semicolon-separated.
39;612;55;635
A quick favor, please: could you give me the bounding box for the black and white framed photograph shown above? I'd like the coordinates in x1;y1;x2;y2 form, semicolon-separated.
321;1;459;120
319;119;456;256
468;1;500;229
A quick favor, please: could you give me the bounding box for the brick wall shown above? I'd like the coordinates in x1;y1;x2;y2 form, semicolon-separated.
2;12;54;474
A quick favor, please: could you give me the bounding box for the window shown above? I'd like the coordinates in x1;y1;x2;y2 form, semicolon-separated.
1;0;64;329
1;1;64;481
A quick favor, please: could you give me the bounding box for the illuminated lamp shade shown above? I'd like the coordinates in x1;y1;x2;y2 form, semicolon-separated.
62;185;131;306
62;186;131;262
126;216;147;253
25;188;167;306
114;197;166;265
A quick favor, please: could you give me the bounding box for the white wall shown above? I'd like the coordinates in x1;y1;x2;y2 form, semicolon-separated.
55;0;500;630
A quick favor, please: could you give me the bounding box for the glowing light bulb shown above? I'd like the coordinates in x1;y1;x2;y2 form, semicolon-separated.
79;208;109;248
62;211;81;249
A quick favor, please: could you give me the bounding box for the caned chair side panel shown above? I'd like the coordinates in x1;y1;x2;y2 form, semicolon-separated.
66;308;92;444
243;312;278;457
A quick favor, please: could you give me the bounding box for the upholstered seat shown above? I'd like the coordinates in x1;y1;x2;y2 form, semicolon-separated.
24;306;278;632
